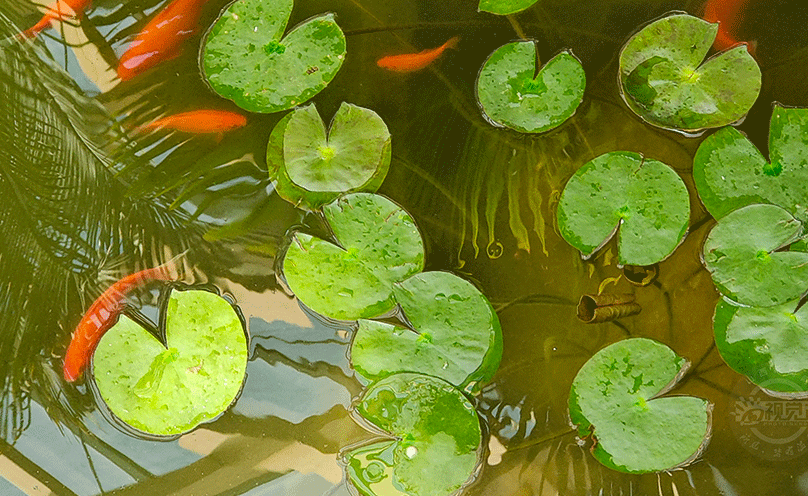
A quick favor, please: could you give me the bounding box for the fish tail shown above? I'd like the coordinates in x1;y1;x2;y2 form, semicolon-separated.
149;248;191;282
21;13;56;38
444;36;460;50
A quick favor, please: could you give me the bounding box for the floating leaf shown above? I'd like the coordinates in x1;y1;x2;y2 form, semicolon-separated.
202;0;346;113
714;298;808;394
618;13;761;132
569;338;711;474
351;271;502;390
346;373;481;496
93;290;248;436
556;151;690;266
267;103;391;210
694;105;808;221
282;193;424;321
702;204;808;307
476;43;585;133
478;0;539;16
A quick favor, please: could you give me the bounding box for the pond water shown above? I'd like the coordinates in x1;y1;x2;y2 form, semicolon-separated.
3;0;808;494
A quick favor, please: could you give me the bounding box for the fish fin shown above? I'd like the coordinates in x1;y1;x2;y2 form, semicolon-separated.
444;36;460;50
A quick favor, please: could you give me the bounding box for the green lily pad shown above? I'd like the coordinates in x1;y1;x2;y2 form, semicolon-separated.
476;43;585;133
569;338;712;474
351;271;502;391
202;0;346;113
618;13;761;132
266;103;391;210
702;204;808;307
714;298;808;394
556;151;690;266
694;105;808;221
346;373;481;496
93;290;248;436
478;0;539;16
282;193;424;321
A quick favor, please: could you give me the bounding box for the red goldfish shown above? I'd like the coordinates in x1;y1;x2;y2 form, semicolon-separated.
137;110;247;136
377;36;460;72
63;259;183;382
117;0;210;81
703;0;755;54
21;0;90;38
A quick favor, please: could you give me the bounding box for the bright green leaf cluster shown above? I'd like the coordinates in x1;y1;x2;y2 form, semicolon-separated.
267;103;392;210
619;13;760;132
569;338;712;473
93;290;248;436
202;0;346;113
695;106;808;394
556;151;690;266
280;192;501;495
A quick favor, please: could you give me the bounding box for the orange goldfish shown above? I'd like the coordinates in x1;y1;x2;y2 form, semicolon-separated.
21;0;90;38
138;110;247;136
377;36;460;72
117;0;210;81
703;0;756;54
63;260;181;382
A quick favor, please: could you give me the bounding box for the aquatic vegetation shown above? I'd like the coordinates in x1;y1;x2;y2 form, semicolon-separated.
694;104;808;221
267;103;392;210
282;193;425;320
351;271;503;391
478;0;539;16
619;13;761;132
702;204;808;307
569;338;712;473
93;289;247;436
714;298;808;394
202;0;346;113
476;43;585;134
345;373;482;496
557;151;690;266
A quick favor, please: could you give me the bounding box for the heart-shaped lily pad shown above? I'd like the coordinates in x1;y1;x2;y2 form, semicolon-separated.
266;103;391;210
556;151;690;266
350;271;502;391
618;13;761;132
702;203;808;307
202;0;346;113
694;105;808;221
346;373;482;496
569;338;712;474
478;0;539;15
282;193;424;321
476;43;585;134
93;289;248;436
714;298;808;394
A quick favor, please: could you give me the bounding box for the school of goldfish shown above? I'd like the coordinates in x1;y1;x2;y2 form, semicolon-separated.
19;0;754;382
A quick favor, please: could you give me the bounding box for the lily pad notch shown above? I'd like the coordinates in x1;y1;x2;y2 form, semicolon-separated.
618;12;761;132
476;41;586;134
93;288;249;437
202;0;347;113
556;151;690;266
267;102;392;210
569;338;712;473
